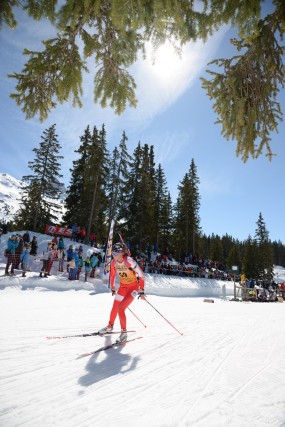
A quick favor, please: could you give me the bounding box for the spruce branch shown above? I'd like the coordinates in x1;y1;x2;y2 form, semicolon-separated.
201;17;284;162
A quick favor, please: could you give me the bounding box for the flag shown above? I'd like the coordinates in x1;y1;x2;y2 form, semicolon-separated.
102;219;115;285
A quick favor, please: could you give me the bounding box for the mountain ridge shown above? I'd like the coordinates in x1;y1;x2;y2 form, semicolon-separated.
0;172;65;224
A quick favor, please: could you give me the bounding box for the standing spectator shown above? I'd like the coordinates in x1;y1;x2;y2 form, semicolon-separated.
4;234;19;275
80;228;86;243
147;244;152;262
22;231;30;245
57;245;65;272
153;242;158;255
68;257;78;280
57;236;65;251
30;236;38;256
51;242;58;263
52;235;58;245
73;247;79;265
78;244;84;256
77;252;84;279
89;232;95;247
57;236;65;272
76;227;81;242
0;227;3;241
97;250;103;265
14;235;24;269
71;224;78;241
20;244;32;277
84;256;91;282
66;245;73;272
40;242;53;278
90;252;99;278
139;256;147;272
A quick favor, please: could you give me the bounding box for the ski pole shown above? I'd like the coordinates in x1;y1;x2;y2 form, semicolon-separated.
145;299;183;336
127;307;147;328
118;232;131;256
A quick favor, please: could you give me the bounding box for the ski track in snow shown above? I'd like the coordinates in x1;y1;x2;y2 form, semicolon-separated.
1;289;285;427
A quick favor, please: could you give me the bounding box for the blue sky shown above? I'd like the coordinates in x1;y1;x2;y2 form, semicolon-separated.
0;3;284;244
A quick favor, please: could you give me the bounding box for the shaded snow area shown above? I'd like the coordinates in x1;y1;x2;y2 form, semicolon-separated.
1;233;285;426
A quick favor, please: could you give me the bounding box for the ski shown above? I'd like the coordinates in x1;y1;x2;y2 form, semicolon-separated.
46;330;136;340
77;336;143;358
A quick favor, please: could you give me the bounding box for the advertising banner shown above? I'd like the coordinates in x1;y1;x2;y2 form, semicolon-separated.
45;224;73;237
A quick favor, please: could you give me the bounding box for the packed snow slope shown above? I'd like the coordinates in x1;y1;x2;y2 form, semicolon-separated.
1;232;285;427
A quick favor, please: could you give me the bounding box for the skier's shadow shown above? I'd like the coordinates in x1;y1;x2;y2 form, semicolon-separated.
78;336;140;388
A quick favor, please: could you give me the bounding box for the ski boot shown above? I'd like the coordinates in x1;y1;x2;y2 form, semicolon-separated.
98;323;113;336
116;330;128;343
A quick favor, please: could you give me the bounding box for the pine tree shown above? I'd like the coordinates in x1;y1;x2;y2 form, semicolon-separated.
63;126;93;227
81;125;110;242
174;159;201;259
107;131;133;224
188;159;201;254
140;144;156;249
198;233;212;260
124;142;158;253
242;236;259;280
226;244;241;273
63;124;110;242
5;1;284;160
201;1;285;161
14;124;63;232
210;234;224;264
124;142;143;251
272;240;285;267
154;164;173;253
254;212;274;282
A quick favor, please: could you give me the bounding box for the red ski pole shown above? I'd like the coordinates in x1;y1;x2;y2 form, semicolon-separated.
145;299;183;336
128;307;147;328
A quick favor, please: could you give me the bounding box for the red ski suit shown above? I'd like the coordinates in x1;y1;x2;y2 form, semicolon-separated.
109;255;145;330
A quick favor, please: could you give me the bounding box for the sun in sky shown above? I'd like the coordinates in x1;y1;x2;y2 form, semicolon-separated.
147;41;184;84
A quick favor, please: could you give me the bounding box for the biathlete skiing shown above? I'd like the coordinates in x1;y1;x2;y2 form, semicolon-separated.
99;242;146;343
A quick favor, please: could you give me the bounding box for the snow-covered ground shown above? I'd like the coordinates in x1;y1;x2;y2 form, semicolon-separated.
1;232;285;427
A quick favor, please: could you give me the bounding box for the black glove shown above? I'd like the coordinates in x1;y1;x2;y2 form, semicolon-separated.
111;289;116;296
138;289;145;299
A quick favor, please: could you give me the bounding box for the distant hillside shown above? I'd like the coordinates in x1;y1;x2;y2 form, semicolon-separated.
0;173;24;222
0;172;66;224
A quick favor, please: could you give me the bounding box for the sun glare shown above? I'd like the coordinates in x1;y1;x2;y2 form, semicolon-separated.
146;42;184;83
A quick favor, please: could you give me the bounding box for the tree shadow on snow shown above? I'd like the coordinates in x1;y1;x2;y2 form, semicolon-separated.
78;336;140;388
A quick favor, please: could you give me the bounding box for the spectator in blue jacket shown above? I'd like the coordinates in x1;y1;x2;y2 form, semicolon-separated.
76;252;84;279
71;224;78;241
73;247;79;267
58;236;65;250
84;256;91;282
66;245;73;272
90;252;99;278
5;234;19;275
20;244;32;277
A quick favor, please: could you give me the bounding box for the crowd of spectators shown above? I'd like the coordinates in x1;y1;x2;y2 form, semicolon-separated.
134;251;238;281
3;234;285;302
